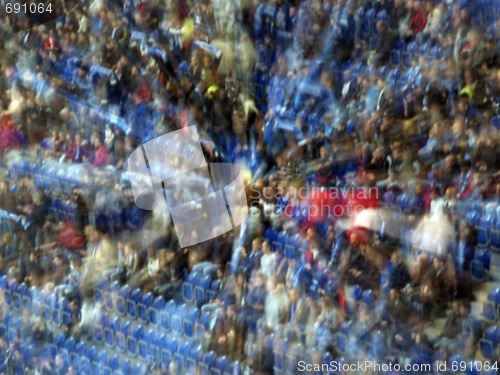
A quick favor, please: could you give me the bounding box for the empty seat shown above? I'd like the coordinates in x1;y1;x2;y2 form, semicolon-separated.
227;361;241;375
174;340;192;370
139;328;155;359
12;282;27;310
491;221;500;250
150;333;167;362
70;341;86;368
195;275;212;306
183;272;201;302
104;317;120;348
116;284;131;315
264;227;277;242
117;359;131;375
95;278;109;304
214;355;228;374
349;285;362;301
480;325;500;359
477;214;495;246
172;303;188;336
104;280;120;311
376;9;388;21
160;300;176;332
116;320;132;352
137;292;154;323
203;350;216;368
273;230;289;250
364;8;375;19
107;354;119;371
149;295;165;325
186;344;203;369
80;345;97;375
184;307;200;338
491;115;500;129
127;325;143;356
126;288;142;319
165;336;179;358
196;311;212;338
91;349;108;375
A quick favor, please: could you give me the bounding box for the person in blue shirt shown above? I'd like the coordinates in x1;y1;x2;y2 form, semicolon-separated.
456;92;483;130
127;91;151;142
244;272;267;323
454;220;476;274
331;1;357;62
244;237;263;277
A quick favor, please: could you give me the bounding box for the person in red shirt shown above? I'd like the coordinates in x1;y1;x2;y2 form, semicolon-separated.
456;160;475;200
43;31;56;51
66;132;87;163
91;133;110;168
410;1;428;34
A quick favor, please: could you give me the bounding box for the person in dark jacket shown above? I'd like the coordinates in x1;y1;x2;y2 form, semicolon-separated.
389;251;412;289
0;180;16;212
252;337;274;375
372;21;395;67
431;299;461;348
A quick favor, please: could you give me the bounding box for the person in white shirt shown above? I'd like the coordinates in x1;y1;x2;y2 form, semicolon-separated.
259;240;275;280
429;186;446;216
264;280;288;331
423;1;442;36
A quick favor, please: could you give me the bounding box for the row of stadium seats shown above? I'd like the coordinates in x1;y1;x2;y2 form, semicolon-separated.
0;274;244;375
46;333;241;375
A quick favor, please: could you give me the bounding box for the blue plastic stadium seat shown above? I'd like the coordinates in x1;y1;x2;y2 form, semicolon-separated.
418;43;429;55
183;272;201;302
137;291;154;323
184;307;200;338
95;278;109;304
127;325;143;356
139;328;155;359
106;354;119;375
174;340;192;370
117;359;131;375
200;350;216;374
172;303;188;336
480;325;500;359
165;336;178;359
364;8;375;19
263;227;277;243
104;280;120;311
273;230;289;251
126;288;142;319
116;284;131;315
227;360;242;375
186;344;203;370
116;320;131;352
213;356;228;375
149;295;165;325
195;275;212;306
477;214;495;246
376;9;388;21
150;333;166;362
12;282;27;310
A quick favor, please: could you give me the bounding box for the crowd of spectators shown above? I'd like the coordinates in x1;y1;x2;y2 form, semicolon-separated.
0;0;500;374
